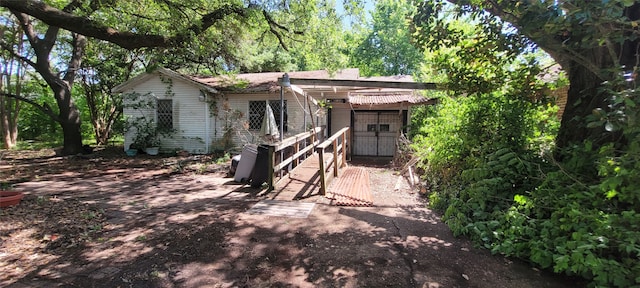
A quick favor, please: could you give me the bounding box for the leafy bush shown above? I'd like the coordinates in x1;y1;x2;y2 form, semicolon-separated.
17;86;61;143
413;86;640;286
410;2;639;285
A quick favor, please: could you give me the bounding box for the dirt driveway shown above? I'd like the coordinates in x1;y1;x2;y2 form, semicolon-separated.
0;148;580;287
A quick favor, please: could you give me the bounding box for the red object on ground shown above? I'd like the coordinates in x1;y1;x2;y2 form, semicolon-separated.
0;191;24;208
326;167;373;206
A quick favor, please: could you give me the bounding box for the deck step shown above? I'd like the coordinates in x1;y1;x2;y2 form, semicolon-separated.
326;167;373;206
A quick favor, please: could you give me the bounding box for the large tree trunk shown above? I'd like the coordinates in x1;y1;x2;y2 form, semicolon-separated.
35;45;85;155
60;121;83;154
552;6;639;155
14;8;87;155
52;84;83;155
556;61;611;152
0;95;20;149
56;33;86;155
0;74;20;149
466;1;639;157
554;41;634;157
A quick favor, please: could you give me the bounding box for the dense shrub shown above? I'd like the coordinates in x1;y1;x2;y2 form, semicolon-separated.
410;3;639;285
413;85;640;286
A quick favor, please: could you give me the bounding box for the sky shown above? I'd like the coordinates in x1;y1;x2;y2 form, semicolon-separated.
335;0;376;29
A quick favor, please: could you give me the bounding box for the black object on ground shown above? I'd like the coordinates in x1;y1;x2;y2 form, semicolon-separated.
230;154;241;175
250;145;270;188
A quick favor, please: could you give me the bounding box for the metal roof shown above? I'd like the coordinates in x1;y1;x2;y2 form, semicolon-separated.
115;67;439;106
348;92;434;105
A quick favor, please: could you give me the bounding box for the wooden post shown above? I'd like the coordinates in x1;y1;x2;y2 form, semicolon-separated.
311;129;316;144
347;127;352;161
332;138;339;177
341;129;347;167
294;140;300;166
308;130;315;159
267;145;275;191
317;148;327;194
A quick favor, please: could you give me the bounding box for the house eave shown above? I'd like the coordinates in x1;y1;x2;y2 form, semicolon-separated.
112;67;218;94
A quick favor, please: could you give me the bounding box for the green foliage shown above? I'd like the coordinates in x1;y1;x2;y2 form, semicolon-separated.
212;99;244;151
17;84;61;142
528;103;560;154
412;2;640;284
142;0;349;73
215;153;231;165
78;39;140;145
348;0;423;76
14;73;100;147
412;97;465;185
287;0;350;72
520;138;640;287
123;92;175;149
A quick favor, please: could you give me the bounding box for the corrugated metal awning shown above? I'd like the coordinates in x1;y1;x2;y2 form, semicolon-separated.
348;92;433;105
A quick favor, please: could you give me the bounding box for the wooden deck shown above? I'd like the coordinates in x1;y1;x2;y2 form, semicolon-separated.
268;153;373;206
269;154;323;200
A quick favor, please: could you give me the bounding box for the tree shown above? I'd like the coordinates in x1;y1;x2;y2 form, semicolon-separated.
0;5;87;155
78;41;141;145
413;0;639;154
349;0;423;76
289;0;349;71
0;0;343;154
412;2;640;285
0;14;25;149
153;0;349;74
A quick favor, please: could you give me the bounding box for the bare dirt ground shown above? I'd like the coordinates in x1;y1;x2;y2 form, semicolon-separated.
0;147;583;288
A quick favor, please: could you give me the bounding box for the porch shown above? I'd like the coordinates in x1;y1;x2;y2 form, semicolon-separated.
260;127;374;206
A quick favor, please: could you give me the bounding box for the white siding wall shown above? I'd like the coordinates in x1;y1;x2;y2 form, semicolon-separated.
223;91;313;148
122;73;211;154
122;74;334;153
330;105;351;136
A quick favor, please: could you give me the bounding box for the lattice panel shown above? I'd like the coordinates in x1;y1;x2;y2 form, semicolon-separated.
248;101;266;130
248;100;287;131
157;99;173;129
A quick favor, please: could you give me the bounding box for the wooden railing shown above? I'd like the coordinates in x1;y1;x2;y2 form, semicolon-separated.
266;126;324;191
316;127;349;194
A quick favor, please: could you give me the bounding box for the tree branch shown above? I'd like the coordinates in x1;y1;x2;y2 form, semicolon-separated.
11;11;62;85
190;3;247;36
0;0;249;50
262;10;304;36
12;11;40;54
261;10;306;51
63;33;86;83
0;41;37;69
0;91;60;121
443;0;588;74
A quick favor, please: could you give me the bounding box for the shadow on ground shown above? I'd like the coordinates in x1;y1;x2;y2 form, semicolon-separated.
0;149;583;287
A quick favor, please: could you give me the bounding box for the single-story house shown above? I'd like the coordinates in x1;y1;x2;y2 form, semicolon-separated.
113;68;437;156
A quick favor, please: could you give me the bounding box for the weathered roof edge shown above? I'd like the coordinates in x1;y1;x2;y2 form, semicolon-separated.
192;68;362;93
113;68;439;106
112;67;218;94
348;93;437;106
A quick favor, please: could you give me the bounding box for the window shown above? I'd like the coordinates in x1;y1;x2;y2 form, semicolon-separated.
248;100;287;131
248;101;265;130
157;99;173;130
